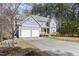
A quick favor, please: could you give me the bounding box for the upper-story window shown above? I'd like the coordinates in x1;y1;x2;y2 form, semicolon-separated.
52;23;54;25
47;22;49;26
29;18;33;22
41;22;46;26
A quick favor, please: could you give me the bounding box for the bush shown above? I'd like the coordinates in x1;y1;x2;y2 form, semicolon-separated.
50;32;60;37
61;34;79;37
64;34;73;37
72;34;79;37
2;32;12;40
40;33;49;37
3;37;8;40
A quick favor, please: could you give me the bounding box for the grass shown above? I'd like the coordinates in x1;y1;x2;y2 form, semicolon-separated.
50;36;79;43
15;39;36;49
0;38;44;56
0;38;36;49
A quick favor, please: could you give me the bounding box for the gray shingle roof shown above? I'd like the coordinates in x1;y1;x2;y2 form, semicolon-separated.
17;14;57;28
31;15;49;22
16;14;49;22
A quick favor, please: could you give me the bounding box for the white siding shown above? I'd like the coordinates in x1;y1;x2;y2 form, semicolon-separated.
50;17;57;33
21;30;31;37
19;17;41;37
38;21;47;27
20;28;40;37
22;17;39;28
32;30;40;37
50;27;56;33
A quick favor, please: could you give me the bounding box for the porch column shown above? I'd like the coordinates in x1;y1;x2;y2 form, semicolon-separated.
46;28;47;34
42;27;44;34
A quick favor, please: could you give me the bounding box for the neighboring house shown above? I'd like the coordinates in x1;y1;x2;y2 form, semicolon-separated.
50;17;57;33
17;15;57;37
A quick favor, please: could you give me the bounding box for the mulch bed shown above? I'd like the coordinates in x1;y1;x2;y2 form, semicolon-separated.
0;47;74;56
0;47;46;56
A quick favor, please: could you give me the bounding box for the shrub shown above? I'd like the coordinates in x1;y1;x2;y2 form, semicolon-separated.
50;32;60;37
72;34;79;37
40;33;49;37
64;34;73;37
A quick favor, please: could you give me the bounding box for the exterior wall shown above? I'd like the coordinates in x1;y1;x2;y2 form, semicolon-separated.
50;17;57;33
22;17;39;28
38;21;47;27
19;16;58;37
20;27;41;37
50;27;56;33
19;17;41;37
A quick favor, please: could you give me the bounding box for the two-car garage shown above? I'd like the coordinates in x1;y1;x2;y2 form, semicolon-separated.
21;29;40;37
19;15;42;38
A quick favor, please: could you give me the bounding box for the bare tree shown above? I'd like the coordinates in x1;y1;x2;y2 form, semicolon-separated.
0;15;7;45
0;3;21;47
0;23;3;44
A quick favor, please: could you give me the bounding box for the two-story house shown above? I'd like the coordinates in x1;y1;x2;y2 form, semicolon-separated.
17;15;57;37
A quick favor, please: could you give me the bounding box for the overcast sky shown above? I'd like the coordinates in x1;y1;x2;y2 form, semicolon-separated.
18;3;73;14
18;3;32;14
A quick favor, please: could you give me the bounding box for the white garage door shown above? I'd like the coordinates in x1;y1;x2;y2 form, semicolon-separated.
22;30;31;37
32;30;40;37
21;29;40;37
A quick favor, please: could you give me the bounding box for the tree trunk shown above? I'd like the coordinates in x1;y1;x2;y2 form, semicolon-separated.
0;24;3;45
0;31;2;44
0;31;3;45
11;32;15;47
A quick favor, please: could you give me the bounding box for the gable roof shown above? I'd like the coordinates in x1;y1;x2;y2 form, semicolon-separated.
18;15;49;26
18;15;41;27
17;15;57;28
50;17;58;23
31;15;49;22
16;14;49;22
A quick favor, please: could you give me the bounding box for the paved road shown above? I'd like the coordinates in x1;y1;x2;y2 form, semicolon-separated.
23;37;79;56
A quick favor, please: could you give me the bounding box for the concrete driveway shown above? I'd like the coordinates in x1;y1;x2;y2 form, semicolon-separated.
23;37;79;56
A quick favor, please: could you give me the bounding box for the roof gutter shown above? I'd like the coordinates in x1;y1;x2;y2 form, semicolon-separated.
31;15;41;27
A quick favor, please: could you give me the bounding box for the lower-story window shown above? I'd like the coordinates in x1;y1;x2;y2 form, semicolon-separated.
52;29;56;32
52;30;55;32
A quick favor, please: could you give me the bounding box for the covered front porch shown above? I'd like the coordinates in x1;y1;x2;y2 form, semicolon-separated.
40;27;50;35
